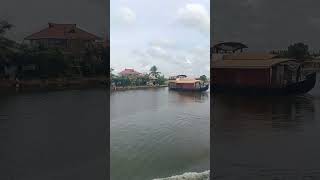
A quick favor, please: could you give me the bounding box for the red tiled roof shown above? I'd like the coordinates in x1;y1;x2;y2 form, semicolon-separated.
25;23;101;40
119;68;142;76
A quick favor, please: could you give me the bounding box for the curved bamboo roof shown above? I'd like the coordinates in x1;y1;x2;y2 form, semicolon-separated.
175;78;201;84
213;53;296;69
212;42;248;52
222;52;278;60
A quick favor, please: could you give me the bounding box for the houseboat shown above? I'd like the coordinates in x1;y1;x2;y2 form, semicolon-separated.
168;75;209;92
211;42;317;95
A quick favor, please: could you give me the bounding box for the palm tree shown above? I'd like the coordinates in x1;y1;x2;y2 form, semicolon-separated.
0;20;16;78
110;68;116;79
0;20;13;35
0;20;15;59
149;65;160;78
199;75;208;83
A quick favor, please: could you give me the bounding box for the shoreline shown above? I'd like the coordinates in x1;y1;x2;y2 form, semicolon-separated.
0;78;169;93
111;85;167;91
0;77;108;93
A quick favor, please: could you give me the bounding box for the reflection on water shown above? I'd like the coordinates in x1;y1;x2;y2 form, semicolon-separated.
111;88;210;180
168;91;209;104
0;89;108;180
213;74;320;179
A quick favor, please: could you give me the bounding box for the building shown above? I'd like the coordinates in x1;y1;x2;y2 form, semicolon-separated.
119;68;142;77
24;23;101;56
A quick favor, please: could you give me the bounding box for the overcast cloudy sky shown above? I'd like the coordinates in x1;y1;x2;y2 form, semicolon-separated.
111;0;210;77
213;0;320;52
1;0;108;42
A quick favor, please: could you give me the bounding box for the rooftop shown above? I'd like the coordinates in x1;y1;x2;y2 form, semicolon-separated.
176;78;201;84
222;53;279;60
213;58;295;69
212;42;248;53
25;23;101;40
212;52;296;69
119;68;142;76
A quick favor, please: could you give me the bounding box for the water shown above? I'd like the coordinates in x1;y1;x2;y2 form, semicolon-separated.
213;74;320;179
0;89;108;180
111;88;210;180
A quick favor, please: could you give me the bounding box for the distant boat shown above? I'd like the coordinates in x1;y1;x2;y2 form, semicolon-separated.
211;42;317;95
168;75;209;92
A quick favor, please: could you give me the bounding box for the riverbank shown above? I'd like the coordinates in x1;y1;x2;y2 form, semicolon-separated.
0;77;108;92
111;85;167;91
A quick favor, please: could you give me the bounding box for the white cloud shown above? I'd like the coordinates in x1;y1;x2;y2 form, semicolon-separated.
129;38;210;77
176;3;210;35
149;39;176;49
185;58;192;65
117;7;136;25
111;1;210;77
147;46;170;59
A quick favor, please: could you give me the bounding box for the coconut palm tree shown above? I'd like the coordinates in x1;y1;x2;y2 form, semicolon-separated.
199;75;208;83
0;20;12;35
0;20;17;78
0;20;15;59
149;65;160;78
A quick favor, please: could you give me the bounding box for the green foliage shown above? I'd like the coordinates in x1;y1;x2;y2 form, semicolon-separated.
0;20;16;62
14;47;67;78
112;76;131;87
199;75;208;82
150;65;160;78
287;42;310;60
155;75;167;85
0;20;13;35
1;19;109;79
111;66;167;87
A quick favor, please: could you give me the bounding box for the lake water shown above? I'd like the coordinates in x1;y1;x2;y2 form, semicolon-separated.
0;89;108;180
3;73;317;180
213;74;320;179
111;87;210;180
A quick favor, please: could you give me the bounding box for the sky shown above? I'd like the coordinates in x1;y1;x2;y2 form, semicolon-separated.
1;0;108;42
110;0;210;78
212;0;320;52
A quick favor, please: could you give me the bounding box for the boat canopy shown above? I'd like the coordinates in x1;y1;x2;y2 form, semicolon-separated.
222;53;279;60
212;42;248;53
213;59;296;69
176;78;201;84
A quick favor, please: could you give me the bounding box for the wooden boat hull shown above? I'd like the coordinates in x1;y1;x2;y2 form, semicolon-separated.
212;73;316;95
169;84;209;92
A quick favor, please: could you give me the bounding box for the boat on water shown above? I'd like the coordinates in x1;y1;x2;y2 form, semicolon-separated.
168;75;209;92
211;42;317;95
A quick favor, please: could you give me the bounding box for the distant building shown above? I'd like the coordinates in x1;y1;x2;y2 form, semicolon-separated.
24;23;101;55
119;68;142;77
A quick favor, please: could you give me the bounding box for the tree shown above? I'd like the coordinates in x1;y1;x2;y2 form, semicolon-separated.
0;20;13;35
0;20;16;61
0;20;17;78
199;75;208;82
110;68;115;78
156;75;167;85
287;42;310;60
149;65;160;78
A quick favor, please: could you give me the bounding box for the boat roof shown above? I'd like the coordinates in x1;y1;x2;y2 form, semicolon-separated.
213;58;296;69
212;52;297;69
212;42;248;52
175;78;201;84
222;52;278;60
